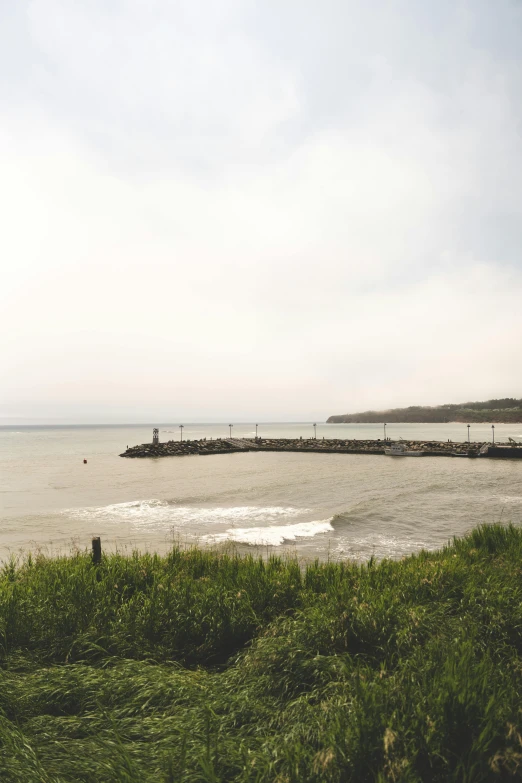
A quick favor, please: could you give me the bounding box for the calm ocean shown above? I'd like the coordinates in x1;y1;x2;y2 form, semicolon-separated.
1;422;521;561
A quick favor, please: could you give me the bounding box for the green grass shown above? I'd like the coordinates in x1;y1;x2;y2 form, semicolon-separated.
1;524;522;781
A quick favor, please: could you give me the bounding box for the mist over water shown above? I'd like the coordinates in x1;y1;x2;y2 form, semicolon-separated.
1;423;521;561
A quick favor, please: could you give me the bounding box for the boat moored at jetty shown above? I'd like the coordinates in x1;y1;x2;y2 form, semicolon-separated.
384;443;425;457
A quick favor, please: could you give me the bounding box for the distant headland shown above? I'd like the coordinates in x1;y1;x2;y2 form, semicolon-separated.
327;397;522;424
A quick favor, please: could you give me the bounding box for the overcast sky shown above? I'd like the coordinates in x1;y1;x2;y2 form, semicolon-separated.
1;0;521;423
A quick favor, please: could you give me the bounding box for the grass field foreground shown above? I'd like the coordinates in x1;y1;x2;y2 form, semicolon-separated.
1;524;522;781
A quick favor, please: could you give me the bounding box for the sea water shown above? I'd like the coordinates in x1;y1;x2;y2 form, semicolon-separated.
1;422;521;561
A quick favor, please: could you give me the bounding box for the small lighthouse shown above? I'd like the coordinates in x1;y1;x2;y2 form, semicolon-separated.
152;428;159;445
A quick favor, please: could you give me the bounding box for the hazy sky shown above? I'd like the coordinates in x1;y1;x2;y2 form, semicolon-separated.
1;0;521;423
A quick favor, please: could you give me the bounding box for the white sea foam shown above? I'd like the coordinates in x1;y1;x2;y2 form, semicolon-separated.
65;500;309;531
496;496;522;505
202;519;334;546
333;534;436;561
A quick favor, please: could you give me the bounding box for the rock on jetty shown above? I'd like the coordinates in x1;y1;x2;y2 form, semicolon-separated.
119;438;521;459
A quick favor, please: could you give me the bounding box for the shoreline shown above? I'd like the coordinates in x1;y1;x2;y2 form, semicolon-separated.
327;417;522;424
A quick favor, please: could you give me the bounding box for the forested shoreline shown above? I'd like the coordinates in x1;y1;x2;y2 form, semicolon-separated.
327;397;522;423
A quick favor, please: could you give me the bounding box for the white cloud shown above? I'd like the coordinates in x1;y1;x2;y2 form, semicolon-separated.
0;0;521;421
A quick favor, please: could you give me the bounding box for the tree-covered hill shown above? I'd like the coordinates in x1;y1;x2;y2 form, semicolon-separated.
327;398;522;423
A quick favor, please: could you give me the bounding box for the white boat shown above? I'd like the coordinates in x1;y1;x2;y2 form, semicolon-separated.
384;443;425;457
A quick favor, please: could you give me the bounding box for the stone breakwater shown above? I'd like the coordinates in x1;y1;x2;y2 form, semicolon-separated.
120;438;522;459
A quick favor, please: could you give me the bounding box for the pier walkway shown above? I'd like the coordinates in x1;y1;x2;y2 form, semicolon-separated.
223;438;260;450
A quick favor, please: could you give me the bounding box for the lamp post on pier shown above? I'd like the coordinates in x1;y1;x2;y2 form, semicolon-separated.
384;423;387;441
229;424;233;439
467;424;470;444
313;423;317;439
492;425;495;445
179;425;184;441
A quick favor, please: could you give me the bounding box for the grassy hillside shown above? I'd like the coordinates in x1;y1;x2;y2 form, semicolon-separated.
1;526;522;781
327;397;522;423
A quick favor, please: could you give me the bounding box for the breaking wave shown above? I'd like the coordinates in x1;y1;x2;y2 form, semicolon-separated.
202;519;334;547
65;500;311;531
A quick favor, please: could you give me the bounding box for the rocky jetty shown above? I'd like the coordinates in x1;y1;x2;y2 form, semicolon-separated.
119;437;522;459
121;438;243;459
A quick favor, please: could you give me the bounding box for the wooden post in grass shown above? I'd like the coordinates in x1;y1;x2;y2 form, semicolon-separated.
92;536;102;565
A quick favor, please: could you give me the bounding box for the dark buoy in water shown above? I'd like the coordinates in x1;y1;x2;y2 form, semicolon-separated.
83;459;87;464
